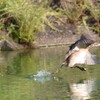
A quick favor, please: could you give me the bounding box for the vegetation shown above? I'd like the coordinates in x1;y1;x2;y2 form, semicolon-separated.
0;0;59;44
0;0;99;45
59;0;100;33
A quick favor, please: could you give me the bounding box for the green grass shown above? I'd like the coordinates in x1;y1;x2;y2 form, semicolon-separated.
0;0;59;43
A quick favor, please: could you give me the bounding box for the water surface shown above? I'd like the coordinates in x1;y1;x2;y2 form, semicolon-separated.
0;46;100;100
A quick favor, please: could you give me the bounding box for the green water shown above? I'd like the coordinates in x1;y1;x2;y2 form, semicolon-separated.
0;46;100;100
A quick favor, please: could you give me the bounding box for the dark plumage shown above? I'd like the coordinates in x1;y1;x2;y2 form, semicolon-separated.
69;35;94;50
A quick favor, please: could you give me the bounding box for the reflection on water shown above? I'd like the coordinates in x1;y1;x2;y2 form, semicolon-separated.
70;80;95;100
0;46;100;100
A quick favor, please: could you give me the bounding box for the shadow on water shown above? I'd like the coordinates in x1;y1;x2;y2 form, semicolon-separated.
0;46;100;100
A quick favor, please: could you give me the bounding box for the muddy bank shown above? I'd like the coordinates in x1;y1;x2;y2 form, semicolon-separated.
35;24;98;47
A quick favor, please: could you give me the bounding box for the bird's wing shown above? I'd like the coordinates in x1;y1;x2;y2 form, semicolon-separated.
64;34;94;59
64;49;77;61
86;54;100;65
64;50;72;60
69;35;94;51
61;50;72;66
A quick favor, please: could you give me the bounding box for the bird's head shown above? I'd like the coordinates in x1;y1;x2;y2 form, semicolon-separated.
92;42;100;47
87;42;100;50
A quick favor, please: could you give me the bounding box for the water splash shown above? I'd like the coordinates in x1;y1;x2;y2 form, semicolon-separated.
26;70;52;84
34;70;51;77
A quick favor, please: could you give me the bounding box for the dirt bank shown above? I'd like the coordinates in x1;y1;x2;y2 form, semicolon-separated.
35;24;99;47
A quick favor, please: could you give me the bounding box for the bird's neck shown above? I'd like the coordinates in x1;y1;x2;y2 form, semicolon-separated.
87;43;100;50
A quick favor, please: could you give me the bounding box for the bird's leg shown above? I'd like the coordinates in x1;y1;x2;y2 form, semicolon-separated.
75;65;86;71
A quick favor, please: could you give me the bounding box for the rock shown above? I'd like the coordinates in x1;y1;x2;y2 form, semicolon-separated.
0;40;23;51
0;31;24;51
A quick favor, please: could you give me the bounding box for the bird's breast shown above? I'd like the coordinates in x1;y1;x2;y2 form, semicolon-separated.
68;49;88;67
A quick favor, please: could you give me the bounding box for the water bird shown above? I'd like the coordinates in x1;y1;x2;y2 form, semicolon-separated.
60;34;100;71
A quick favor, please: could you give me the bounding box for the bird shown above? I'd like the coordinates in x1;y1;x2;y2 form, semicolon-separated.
60;34;100;71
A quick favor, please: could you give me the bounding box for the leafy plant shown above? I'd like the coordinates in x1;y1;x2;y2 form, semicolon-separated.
0;0;59;43
58;0;100;33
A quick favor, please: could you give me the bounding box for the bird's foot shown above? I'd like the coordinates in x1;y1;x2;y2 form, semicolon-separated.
75;66;86;71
